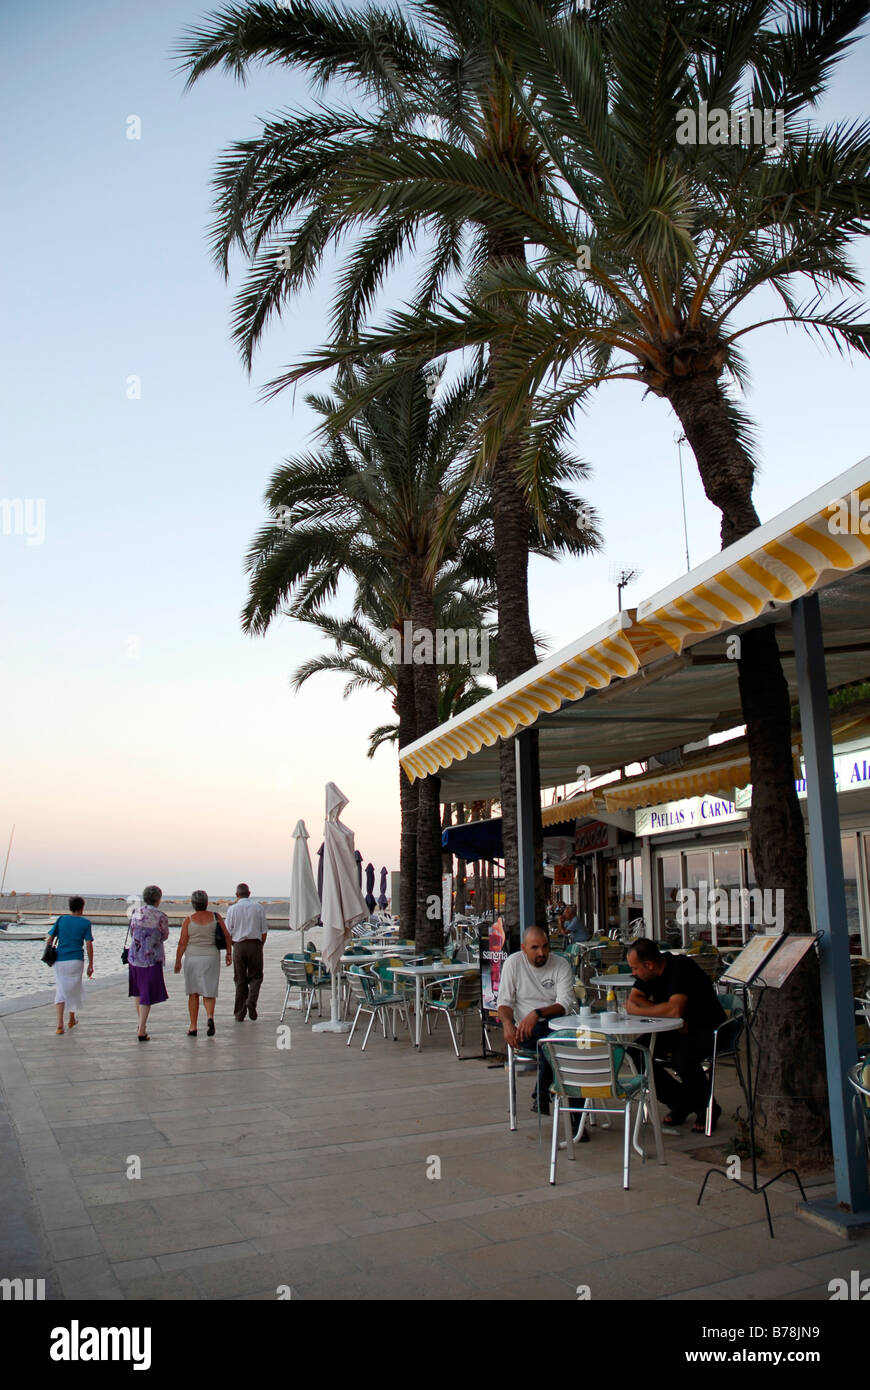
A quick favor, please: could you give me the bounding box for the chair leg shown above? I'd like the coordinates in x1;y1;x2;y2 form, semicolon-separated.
563;1104;575;1161
704;1038;720;1136
623;1100;632;1189
549;1097;561;1185
304;988;315;1023
508;1046;517;1131
347;1004;363;1046
361;1009;377;1052
445;1011;460;1060
280;984;290;1022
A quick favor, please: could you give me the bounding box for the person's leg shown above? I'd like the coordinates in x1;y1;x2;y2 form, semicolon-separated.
138;1003;151;1037
55;1002;65;1032
188;994;199;1032
246;941;264;1018
233;945;247;1020
203;996;215;1020
527;1019;553;1112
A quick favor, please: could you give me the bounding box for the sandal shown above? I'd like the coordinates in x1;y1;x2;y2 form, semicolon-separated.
137;1033;150;1042
55;1026;65;1035
206;1018;215;1037
663;1112;687;1126
187;1029;198;1037
68;1016;77;1029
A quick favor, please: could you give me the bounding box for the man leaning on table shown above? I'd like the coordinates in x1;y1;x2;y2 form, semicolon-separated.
497;926;583;1131
226;883;268;1022
625;938;726;1133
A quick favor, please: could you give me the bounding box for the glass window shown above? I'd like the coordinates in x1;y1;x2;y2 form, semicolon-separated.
711;847;744;947
684;851;711;943
842;834;860;950
657;854;681;942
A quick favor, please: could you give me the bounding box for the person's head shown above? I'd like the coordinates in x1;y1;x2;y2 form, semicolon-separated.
142;884;162;907
626;937;664;983
563;903;576;918
522;925;551;968
191;890;208;912
68;895;85;914
235;883;250;899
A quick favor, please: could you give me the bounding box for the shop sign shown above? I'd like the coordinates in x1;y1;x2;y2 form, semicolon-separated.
734;743;870;810
574;820;612;855
635;794;746;838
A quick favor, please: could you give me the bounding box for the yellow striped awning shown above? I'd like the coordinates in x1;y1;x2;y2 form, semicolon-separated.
541;792;597;825
635;475;870;655
400;622;640;783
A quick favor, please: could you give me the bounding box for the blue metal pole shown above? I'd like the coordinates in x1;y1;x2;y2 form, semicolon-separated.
515;732;537;937
792;593;870;1216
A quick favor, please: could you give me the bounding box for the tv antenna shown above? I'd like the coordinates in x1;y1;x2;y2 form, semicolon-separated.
608;563;642;612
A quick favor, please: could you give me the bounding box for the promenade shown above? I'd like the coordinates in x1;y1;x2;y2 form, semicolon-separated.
0;937;866;1302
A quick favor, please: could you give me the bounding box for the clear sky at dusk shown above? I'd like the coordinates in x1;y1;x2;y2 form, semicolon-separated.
2;0;869;895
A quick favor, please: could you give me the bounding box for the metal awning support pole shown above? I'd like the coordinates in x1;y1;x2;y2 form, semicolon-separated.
792;593;870;1226
515;732;537;939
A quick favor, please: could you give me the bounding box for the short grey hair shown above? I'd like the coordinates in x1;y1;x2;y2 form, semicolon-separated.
142;884;162;906
191;890;208;912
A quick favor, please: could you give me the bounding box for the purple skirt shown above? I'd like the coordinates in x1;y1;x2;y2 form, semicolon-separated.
128;963;168;1006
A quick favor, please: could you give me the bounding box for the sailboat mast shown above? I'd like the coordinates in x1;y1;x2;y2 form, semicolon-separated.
0;824;14;898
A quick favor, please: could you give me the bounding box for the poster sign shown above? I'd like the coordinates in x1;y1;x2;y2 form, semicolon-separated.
574;820;611;855
481;917;507;1017
553;864;575;886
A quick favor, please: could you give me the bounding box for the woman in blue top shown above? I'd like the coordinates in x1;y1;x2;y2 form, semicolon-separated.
49;896;94;1035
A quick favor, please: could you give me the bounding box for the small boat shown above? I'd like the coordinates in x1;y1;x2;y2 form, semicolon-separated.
0;925;49;942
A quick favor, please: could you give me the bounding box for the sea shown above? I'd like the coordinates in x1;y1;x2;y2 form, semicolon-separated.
0;894;300;1002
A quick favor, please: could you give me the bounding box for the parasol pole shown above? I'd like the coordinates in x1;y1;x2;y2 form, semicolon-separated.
0;824;14;898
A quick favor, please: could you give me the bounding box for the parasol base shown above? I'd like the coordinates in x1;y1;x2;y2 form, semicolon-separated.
312;1018;351;1034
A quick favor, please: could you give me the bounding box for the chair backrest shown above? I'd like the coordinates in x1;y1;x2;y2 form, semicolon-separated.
847;1061;870;1112
713;1013;744;1055
595;944;623;969
347;964;378;1003
281;959;311;986
539;1036;619;1099
717;992;744;1016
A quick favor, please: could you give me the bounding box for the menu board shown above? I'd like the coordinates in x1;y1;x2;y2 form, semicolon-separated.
755;935;817;989
719;933;782;985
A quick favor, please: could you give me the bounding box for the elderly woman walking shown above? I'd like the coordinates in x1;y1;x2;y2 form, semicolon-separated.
128;884;170;1041
49;895;94;1034
174;891;232;1036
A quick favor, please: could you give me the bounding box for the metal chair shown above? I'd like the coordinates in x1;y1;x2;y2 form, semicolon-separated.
701;1002;744;1135
345;965;410;1051
422;972;491;1059
280;955;331;1023
507;1042;539;1131
847;1060;870;1153
539;1035;650;1188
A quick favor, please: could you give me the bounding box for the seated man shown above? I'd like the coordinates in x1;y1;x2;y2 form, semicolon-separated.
497;926;580;1128
563;905;592;945
625;938;726;1133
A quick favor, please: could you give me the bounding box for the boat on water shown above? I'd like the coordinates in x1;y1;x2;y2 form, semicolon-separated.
0;925;49;942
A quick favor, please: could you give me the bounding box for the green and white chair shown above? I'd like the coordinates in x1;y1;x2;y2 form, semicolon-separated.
538;1035;651;1188
422;972;491;1059
346;964;410;1051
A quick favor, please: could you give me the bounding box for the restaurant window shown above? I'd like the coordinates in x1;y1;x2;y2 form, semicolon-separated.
657;854;682;943
843;834;860;952
711;847;744;947
618;854;643;927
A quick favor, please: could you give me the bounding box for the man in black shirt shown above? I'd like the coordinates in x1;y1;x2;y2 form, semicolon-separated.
626;938;726;1132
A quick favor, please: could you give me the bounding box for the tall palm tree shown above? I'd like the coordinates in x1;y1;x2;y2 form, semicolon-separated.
177;0;599;937
301;0;870;1160
243;360;499;945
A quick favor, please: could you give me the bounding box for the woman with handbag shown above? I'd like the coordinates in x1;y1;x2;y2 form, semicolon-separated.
47;895;94;1034
174;890;232;1036
128;884;171;1041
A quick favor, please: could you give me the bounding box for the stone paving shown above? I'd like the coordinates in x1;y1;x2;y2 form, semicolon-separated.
0;936;867;1301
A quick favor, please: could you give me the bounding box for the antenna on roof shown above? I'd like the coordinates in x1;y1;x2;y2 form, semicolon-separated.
608;564;642;612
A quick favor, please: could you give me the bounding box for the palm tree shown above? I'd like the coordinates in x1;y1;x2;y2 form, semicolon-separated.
300;0;870;1161
177;0;600;937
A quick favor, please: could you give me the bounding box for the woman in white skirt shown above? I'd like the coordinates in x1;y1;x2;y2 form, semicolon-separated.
174;891;232;1036
49;896;94;1034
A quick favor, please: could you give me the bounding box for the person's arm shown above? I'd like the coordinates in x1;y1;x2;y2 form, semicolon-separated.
218;914;232;964
497;1004;518;1048
175;920;189;973
259;904;268;943
626;987;688;1020
159;911;170;941
86;938;94;977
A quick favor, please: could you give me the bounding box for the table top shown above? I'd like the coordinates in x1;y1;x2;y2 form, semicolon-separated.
590;974;636;988
392;962;478;978
549;1013;684;1037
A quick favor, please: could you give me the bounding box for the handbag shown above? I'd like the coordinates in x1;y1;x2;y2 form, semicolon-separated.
214;913;224;950
121;923;131;967
42;935;58;967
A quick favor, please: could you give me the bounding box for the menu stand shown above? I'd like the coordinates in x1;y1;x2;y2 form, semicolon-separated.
696;935;814;1237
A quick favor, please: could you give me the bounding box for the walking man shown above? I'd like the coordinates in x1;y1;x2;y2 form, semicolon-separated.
226;883;268;1021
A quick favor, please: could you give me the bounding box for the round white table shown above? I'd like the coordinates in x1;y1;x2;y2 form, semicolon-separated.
589;974;636;994
548;1013;684;1163
391;963;478;1048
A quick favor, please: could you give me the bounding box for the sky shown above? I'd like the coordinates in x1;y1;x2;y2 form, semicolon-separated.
1;0;869;896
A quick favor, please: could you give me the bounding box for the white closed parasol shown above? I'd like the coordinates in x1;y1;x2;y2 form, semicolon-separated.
289;819;321;946
312;783;368;1034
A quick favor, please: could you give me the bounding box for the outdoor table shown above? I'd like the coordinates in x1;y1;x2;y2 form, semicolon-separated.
548;1013;684;1163
589;974;636;994
390;962;478;1048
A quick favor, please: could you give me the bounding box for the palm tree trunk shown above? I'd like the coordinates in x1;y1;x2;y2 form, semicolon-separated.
487;227;547;942
409;576;444;950
396;651;418;939
666;372;827;1165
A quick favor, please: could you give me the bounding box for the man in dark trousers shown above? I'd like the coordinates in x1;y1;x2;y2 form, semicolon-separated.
626;938;726;1132
226;883;268;1021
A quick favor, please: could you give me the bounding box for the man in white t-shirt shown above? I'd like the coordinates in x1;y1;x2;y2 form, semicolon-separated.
226;883;268;1021
497;926;578;1122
